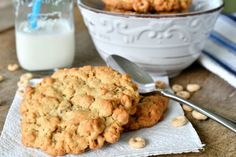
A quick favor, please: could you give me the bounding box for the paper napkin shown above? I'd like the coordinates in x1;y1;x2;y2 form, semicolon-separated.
0;77;204;157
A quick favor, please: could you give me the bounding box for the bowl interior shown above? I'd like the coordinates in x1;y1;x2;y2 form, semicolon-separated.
79;0;104;10
78;0;224;17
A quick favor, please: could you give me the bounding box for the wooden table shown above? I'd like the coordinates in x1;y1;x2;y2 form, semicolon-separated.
0;9;235;157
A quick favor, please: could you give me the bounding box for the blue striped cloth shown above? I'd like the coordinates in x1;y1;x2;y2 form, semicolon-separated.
199;13;236;88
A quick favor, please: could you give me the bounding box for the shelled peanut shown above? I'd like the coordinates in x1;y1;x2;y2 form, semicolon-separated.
171;83;208;121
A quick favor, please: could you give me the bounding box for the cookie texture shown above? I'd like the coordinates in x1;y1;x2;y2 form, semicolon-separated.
125;94;168;131
103;0;192;13
20;66;140;156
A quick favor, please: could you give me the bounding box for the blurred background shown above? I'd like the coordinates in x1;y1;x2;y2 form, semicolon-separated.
0;0;235;32
223;0;236;13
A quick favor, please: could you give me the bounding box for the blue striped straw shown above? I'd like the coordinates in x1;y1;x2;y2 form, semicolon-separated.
30;0;42;29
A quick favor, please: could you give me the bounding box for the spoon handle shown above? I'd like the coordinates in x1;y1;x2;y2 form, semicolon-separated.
159;90;236;133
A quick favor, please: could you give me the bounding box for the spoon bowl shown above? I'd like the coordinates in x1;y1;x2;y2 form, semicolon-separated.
106;54;236;133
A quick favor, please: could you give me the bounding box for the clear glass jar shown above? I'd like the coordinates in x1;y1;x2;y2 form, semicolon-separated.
14;0;75;71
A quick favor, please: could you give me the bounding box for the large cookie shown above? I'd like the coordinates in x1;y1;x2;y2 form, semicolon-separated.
20;66;140;156
103;0;192;13
125;93;169;131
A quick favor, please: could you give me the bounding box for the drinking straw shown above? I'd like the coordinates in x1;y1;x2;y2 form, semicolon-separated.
29;0;42;29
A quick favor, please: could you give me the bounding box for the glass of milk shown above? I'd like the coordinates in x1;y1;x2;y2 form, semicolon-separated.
14;0;75;71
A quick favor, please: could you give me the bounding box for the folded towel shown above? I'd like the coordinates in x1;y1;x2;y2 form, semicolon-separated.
199;13;236;88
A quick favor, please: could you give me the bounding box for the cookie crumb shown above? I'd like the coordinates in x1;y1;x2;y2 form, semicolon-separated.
7;64;20;71
186;84;201;92
18;89;25;97
17;80;30;96
171;115;188;127
17;79;30;89
155;80;167;89
129;137;146;149
125;94;169;131
172;84;183;93
192;110;208;120
17;73;33;96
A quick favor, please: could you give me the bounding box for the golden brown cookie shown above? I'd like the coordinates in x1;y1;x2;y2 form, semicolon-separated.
20;66;140;156
105;6;187;15
105;5;139;14
103;0;192;13
125;93;169;131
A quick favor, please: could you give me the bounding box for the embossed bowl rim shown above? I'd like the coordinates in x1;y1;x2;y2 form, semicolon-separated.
78;0;224;18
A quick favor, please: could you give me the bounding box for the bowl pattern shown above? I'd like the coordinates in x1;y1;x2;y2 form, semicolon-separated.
78;0;223;76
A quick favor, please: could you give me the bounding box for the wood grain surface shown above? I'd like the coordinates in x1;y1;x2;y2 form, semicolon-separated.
0;8;235;157
0;2;14;32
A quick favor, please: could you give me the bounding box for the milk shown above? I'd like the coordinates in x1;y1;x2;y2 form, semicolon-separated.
16;19;75;71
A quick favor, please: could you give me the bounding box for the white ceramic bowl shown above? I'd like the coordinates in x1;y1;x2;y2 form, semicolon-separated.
78;0;223;77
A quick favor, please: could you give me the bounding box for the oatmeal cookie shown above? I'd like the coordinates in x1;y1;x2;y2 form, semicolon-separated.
103;0;192;13
125;93;168;131
105;5;138;14
20;66;140;156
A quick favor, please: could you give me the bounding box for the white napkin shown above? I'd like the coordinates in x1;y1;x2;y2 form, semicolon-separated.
0;77;204;157
199;14;236;88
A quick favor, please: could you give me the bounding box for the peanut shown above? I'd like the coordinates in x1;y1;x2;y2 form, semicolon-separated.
7;64;20;71
182;104;193;112
176;91;191;99
129;137;146;149
172;84;184;93
0;75;4;82
192;110;208;120
20;73;33;81
187;84;201;92
171;115;188;127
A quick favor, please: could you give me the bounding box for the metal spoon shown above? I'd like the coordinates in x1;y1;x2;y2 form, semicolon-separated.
106;54;236;133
